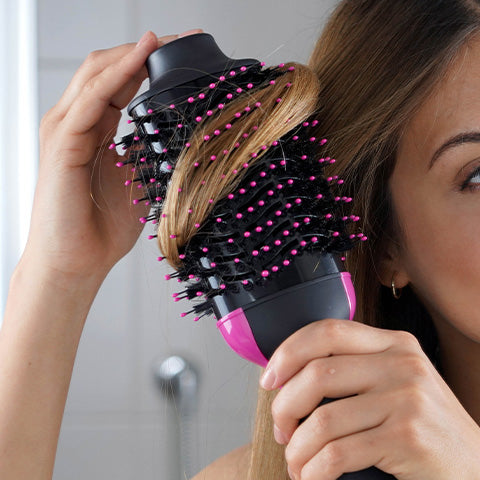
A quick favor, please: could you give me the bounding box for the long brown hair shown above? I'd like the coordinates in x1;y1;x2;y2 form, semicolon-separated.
156;1;480;478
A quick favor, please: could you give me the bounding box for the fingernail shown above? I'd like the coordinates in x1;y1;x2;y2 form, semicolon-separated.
274;424;288;445
287;466;296;480
260;367;276;389
136;31;152;48
178;28;204;37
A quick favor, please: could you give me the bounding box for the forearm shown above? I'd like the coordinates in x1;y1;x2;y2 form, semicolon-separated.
0;258;104;480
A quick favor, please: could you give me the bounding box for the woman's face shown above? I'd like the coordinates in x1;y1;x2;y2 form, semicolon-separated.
390;37;480;346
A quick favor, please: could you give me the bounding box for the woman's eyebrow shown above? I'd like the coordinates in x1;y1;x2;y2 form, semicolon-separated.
429;131;480;169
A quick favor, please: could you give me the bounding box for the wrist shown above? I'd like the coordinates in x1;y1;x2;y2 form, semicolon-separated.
12;247;109;298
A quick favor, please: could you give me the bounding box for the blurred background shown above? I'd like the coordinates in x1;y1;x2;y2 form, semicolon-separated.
1;0;337;478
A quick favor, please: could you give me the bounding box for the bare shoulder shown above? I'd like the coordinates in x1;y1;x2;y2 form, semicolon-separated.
190;443;251;480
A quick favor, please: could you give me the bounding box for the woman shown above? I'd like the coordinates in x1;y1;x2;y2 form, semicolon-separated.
2;1;480;480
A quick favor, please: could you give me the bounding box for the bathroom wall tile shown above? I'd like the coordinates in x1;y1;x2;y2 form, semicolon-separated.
38;0;131;60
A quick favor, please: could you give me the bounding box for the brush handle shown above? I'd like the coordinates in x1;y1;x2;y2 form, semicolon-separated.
216;267;395;479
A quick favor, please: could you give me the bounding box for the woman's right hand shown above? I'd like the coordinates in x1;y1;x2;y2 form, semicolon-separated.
20;29;203;285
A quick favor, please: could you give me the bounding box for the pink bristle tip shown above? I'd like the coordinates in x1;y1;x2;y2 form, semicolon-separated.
234;258;240;263
206;110;213;116
333;231;340;237
300;241;307;247
157;256;165;262
293;222;299;228
210;155;216;161
255;226;262;232
228;238;234;243
223;149;230;155
326;213;333;219
236;213;243;219
258;200;265;206
209;83;216;89
186;142;191;147
194;317;200;322
124;180;132;186
274;240;281;246
170;234;177;239
293;136;299;141
275;211;282;217
361;236;368;241
109;143;116;150
139;217;147;224
165;274;171;280
228;194;234;200
162;213;167;218
194;223;200;228
283;260;290;266
204;135;210;141
208;198;214;204
196;291;203;296
272;266;279;272
180;313;187;318
285;203;292;209
188;209;193;214
169;104;175;109
291;249;298;256
220;284;226;289
304;217;311;223
261;270;269;277
316;194;323;199
244;231;251;237
252;250;259;256
242;280;249;285
115;162;123;167
194;162;199;167
312;237;318;242
179;254;186;260
172;293;178;298
188;97;194;103
216;218;222;223
202;247;209;253
267;220;273;226
195;116;202;122
199;93;205;99
218;104;224;109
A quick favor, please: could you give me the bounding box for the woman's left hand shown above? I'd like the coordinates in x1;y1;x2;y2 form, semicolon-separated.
260;318;480;480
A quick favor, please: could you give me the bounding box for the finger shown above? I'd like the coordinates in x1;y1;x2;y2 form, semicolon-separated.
63;31;161;135
262;319;414;390
271;353;390;440
283;392;388;474
54;33;185;116
290;426;392;480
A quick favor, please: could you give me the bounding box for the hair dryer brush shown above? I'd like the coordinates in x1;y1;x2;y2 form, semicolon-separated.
113;32;395;480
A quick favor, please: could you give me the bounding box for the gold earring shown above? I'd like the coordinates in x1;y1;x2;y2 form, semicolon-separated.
391;273;402;300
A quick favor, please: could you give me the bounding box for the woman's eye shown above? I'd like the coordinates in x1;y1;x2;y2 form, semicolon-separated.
462;167;480;190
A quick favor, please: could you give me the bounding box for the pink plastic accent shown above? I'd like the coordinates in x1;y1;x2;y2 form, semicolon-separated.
340;272;356;321
216;308;268;367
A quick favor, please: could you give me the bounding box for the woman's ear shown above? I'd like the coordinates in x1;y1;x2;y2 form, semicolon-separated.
377;240;410;289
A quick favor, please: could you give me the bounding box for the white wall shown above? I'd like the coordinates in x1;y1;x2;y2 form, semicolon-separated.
37;1;339;478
